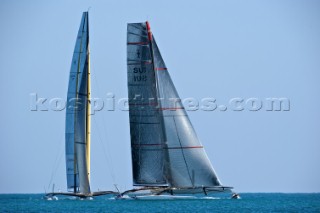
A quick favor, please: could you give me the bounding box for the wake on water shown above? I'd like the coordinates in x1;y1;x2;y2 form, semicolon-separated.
44;195;229;201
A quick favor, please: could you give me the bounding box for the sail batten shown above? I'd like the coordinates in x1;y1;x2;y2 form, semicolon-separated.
65;12;91;194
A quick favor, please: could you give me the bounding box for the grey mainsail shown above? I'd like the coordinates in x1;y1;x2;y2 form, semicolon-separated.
65;12;91;194
127;22;223;191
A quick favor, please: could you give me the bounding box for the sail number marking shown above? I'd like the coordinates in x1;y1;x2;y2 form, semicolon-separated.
133;67;147;82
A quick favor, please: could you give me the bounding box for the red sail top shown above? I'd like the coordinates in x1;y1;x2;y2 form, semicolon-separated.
146;21;152;41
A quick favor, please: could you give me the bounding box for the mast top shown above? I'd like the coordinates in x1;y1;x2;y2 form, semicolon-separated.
146;21;152;41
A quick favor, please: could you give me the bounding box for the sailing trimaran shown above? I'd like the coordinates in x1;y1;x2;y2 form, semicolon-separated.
120;22;233;199
46;13;234;199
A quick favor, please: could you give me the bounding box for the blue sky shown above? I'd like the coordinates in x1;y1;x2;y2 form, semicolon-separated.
0;0;319;193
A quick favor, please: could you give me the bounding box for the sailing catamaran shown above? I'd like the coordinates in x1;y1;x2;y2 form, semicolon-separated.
45;15;234;200
45;12;115;199
122;21;233;199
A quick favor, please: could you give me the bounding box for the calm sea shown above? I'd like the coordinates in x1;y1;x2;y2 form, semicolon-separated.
0;193;319;212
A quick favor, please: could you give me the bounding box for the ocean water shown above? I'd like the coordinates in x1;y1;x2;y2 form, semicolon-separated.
0;193;319;212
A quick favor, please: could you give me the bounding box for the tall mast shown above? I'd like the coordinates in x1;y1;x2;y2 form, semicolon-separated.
86;42;91;183
146;21;171;185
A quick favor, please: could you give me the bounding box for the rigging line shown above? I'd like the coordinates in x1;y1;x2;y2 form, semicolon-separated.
90;62;117;181
48;132;64;191
90;64;117;183
92;115;116;183
49;144;64;191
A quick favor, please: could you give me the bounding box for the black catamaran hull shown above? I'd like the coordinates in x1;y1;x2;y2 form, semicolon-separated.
121;186;232;196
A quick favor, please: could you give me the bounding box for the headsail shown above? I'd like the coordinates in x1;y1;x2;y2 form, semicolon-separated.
151;36;221;188
127;22;223;189
65;12;91;194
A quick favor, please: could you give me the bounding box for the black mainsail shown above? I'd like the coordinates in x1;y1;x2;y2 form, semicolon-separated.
127;22;231;195
127;23;167;186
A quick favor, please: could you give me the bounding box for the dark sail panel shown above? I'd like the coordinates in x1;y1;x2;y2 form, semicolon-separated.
65;12;90;194
127;23;167;186
152;36;222;188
